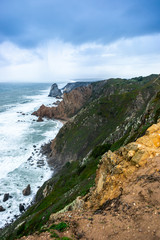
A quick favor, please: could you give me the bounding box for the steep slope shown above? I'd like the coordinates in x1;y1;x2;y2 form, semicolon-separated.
16;121;160;240
12;122;160;240
84;120;160;209
48;74;160;167
33;85;92;121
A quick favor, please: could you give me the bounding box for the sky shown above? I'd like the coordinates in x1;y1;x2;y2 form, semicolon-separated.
0;0;160;82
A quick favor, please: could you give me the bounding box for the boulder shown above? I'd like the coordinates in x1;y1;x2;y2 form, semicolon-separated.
48;83;62;97
3;193;10;202
19;204;25;213
22;184;31;196
0;206;5;212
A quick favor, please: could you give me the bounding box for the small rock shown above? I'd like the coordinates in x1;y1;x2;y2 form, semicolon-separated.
3;193;10;202
22;184;31;196
19;204;25;213
0;206;5;212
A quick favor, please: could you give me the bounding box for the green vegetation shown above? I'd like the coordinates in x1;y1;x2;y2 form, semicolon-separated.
53;74;159;163
0;153;99;239
1;74;160;240
49;222;68;232
50;232;59;238
90;144;111;158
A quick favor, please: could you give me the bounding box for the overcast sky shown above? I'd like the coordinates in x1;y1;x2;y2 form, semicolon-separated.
0;0;160;82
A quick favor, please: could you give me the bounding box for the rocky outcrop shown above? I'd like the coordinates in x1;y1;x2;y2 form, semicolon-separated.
84;121;160;210
62;82;92;93
22;184;31;196
48;83;62;97
3;193;10;202
0;206;5;212
19;204;25;213
33;85;92;121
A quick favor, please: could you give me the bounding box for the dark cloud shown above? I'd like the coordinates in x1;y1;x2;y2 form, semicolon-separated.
0;0;160;47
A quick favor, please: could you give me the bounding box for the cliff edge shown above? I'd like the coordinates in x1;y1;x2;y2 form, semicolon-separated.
33;85;92;121
19;120;160;240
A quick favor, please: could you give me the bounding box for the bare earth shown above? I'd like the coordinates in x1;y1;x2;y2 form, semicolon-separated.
20;156;160;240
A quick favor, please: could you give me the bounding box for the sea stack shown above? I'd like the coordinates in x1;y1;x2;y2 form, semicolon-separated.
48;83;62;98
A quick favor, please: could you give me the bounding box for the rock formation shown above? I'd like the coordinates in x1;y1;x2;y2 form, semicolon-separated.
3;193;10;202
48;83;62;97
33;85;92;121
22;184;31;196
84;121;160;210
0;206;5;212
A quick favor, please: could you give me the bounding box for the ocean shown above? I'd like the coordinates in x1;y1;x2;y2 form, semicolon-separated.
0;82;64;228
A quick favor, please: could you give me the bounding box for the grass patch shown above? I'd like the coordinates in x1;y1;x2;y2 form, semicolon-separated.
49;222;68;232
50;232;59;238
90;144;111;159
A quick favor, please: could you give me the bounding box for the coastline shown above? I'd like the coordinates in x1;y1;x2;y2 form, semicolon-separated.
0;83;65;229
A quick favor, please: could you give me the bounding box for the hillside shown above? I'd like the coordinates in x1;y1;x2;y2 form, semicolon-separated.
1;74;160;240
19;121;160;240
48;74;160;168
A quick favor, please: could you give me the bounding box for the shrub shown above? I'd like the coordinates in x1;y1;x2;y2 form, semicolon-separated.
90;144;111;159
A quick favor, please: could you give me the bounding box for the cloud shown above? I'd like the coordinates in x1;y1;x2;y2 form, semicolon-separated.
0;0;160;47
0;34;160;82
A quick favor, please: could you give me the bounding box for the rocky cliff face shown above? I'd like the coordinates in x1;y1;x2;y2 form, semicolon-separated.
48;74;160;168
33;85;92;121
84;120;160;210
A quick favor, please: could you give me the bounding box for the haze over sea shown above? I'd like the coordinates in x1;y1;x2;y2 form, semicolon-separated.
0;82;64;228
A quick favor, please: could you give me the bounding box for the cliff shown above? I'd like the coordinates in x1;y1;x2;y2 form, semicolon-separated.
32;85;92;121
84;120;160;210
5;120;160;240
1;74;160;240
48;74;160;168
45;121;160;240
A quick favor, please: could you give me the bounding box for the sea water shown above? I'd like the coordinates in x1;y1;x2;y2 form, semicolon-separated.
0;82;64;228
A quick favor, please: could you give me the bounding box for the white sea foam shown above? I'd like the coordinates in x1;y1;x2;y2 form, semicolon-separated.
0;85;63;228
